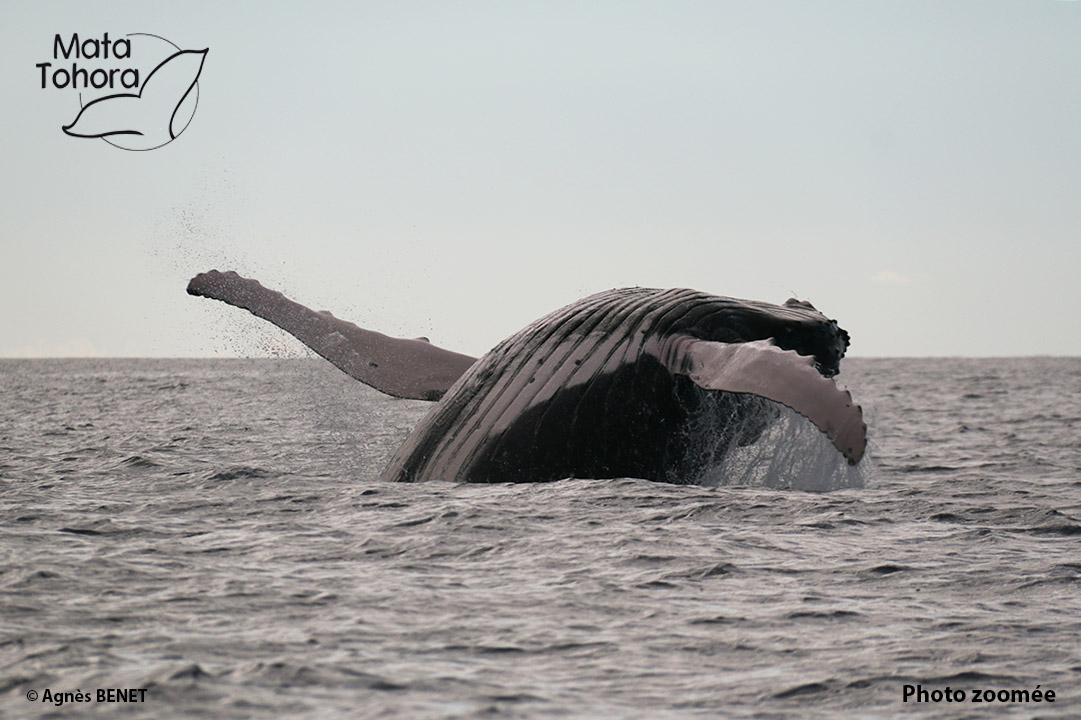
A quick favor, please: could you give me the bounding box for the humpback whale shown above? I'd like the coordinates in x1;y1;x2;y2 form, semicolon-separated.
188;271;865;483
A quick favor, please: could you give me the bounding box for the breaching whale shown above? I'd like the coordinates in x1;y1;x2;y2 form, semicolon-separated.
187;271;866;483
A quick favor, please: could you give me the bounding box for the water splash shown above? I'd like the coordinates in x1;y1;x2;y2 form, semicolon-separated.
686;395;871;491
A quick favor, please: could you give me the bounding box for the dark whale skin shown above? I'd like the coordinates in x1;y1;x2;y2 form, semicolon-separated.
187;272;865;482
381;287;853;483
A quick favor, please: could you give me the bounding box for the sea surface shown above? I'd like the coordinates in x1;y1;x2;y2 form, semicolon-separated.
1;357;1079;719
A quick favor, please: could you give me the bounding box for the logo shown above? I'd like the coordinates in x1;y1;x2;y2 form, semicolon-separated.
37;33;208;151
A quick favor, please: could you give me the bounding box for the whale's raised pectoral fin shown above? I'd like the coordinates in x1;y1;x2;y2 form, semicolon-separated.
662;336;866;464
187;270;477;400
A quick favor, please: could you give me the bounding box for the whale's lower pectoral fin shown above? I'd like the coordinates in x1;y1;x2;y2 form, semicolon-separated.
662;336;866;464
187;270;477;400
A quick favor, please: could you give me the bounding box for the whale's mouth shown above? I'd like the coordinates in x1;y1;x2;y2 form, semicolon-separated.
769;321;850;379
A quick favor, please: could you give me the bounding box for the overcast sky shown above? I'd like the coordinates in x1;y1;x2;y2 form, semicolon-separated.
2;1;1079;358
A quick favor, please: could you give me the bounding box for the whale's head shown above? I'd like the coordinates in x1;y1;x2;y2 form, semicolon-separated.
671;294;851;378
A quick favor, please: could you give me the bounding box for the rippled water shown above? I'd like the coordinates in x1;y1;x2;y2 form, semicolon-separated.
1;357;1079;718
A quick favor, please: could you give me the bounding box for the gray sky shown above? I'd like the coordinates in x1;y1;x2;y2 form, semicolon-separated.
2;1;1079;358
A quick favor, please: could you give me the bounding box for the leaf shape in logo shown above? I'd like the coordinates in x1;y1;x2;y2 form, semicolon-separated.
63;49;208;151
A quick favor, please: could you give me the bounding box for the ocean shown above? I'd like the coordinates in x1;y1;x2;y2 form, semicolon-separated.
1;356;1079;719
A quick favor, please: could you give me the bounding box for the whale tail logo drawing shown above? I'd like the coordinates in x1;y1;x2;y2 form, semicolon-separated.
63;49;207;149
45;33;207;151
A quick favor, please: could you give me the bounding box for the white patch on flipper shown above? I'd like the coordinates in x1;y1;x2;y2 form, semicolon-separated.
659;336;867;465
